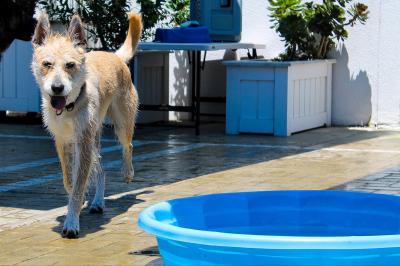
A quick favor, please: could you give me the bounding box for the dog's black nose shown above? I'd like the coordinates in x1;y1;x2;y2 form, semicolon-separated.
51;84;64;95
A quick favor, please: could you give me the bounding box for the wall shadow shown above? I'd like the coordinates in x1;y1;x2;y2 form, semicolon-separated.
170;52;227;120
171;51;190;121
331;44;372;126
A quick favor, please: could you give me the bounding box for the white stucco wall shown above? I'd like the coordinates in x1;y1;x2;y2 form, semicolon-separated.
370;0;400;126
331;0;400;126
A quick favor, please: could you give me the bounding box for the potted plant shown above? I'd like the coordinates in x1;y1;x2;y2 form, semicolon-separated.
224;0;368;136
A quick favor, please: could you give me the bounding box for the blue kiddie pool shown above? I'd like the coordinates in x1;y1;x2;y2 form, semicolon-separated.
138;190;400;266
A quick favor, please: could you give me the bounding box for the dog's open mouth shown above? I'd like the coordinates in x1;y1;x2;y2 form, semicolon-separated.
50;96;67;115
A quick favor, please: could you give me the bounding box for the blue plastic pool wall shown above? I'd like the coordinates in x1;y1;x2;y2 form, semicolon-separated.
158;238;400;266
167;191;400;237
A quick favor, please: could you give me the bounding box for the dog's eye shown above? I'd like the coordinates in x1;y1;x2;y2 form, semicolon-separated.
65;62;76;69
42;61;52;68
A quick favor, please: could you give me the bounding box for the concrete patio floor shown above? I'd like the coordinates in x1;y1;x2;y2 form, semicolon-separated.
1;121;400;265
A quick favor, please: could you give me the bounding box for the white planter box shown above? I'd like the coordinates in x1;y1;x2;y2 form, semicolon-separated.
224;59;335;136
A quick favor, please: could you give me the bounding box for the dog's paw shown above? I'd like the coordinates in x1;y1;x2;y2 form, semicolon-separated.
89;195;104;214
62;228;79;239
62;216;80;239
122;167;135;183
124;175;134;183
89;204;104;214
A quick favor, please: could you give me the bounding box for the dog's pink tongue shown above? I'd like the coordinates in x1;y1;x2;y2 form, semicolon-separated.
50;96;67;111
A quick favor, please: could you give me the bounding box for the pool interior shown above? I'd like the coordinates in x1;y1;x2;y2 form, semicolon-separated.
155;192;400;237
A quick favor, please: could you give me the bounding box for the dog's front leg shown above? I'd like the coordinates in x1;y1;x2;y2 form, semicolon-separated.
55;139;73;194
89;130;105;213
62;129;95;238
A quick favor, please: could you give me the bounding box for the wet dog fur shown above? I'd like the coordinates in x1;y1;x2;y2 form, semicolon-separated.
31;12;142;238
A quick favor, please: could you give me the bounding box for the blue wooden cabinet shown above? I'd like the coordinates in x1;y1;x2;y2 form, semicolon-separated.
225;60;335;136
0;40;41;112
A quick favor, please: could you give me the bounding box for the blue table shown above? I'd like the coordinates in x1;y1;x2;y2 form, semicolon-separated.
137;42;265;135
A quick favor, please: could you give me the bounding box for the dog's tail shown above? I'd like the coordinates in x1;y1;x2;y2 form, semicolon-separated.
115;12;142;63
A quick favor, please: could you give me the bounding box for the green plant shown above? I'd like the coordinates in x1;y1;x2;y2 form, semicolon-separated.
40;0;190;46
137;0;190;40
136;0;166;40
39;0;130;51
269;0;369;60
165;0;190;26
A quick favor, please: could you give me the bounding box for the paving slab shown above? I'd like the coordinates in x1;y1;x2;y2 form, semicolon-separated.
1;122;400;265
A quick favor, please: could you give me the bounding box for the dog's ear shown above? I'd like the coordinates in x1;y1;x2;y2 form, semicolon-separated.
68;14;86;48
32;12;50;47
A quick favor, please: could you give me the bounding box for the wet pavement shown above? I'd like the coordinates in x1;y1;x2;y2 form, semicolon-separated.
1;120;400;265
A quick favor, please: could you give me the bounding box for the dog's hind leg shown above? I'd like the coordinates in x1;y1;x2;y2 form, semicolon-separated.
62;128;95;238
89;130;105;213
55;139;73;194
115;120;134;183
109;88;137;183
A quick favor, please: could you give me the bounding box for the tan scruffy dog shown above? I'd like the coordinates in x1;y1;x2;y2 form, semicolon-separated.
31;12;142;238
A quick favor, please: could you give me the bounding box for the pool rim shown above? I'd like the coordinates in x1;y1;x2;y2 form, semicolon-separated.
138;190;400;250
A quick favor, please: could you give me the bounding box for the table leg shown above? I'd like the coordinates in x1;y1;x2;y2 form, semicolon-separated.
191;51;196;122
195;51;201;135
252;48;258;59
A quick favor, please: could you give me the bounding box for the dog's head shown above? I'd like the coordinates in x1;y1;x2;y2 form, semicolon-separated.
31;13;87;114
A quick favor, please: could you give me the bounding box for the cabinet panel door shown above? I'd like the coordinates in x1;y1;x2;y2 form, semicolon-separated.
239;80;274;133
